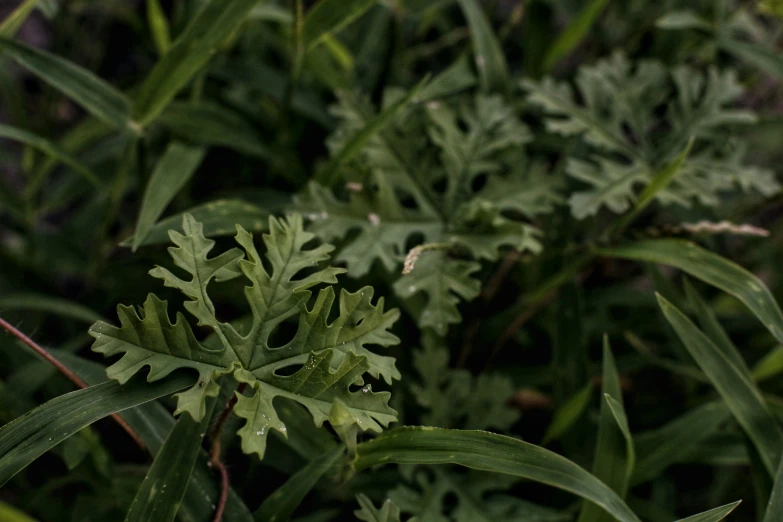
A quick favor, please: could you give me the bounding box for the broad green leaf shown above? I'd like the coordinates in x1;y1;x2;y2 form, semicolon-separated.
753;346;783;383
542;383;592;445
355;494;403;522
123;199;269;248
0;37;134;130
456;0;508;92
0;123;100;190
146;0;171;56
632;401;731;485
302;0;376;51
766;455;783;522
92;214;399;460
542;0;610;72
578;338;630;522
254;446;344;522
675;501;741;522
0;293;103;324
0;501;38;522
657;294;783;475
317;76;429;187
655;11;713;31
133;0;258;125
132;141;205;251
720;39;783;82
354;427;642;522
0;373;194;486
598;239;783;344
0;0;41;37
125;398;216;522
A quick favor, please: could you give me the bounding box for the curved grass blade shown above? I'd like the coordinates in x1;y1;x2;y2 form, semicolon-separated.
657;294;783;475
132;142;205;251
541;0;610;72
456;0;508;92
302;0;376;52
355;426;641;522
0;0;41;37
125;399;216;522
133;0;258;126
765;454;783;522
754;346;783;383
146;0;171;56
605;395;635;489
0;37;133;130
0;373;194;486
254;446;344;522
0;293;103;324
597;239;783;343
578;337;630;522
675;501;741;522
542;383;592;445
632;401;730;485
0;123;100;190
0;501;38;522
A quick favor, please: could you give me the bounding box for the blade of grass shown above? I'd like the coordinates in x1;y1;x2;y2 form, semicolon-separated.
0;37;134;131
132;142;205;250
542;383;592;445
541;0;611;73
0;293;103;324
146;0;171;56
675;501;742;522
0;501;38;522
657;294;783;475
355;426;641;522
0;0;41;37
765;455;783;522
133;0;258;126
754;346;783;383
0;373;194;486
418;54;478;102
604;395;635;490
301;0;376;52
456;0;508;92
597;239;783;344
254;446;344;522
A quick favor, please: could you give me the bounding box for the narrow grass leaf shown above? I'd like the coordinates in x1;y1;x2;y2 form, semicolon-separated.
125;399;216;522
578;337;630;522
720;39;783;82
0;373;194;486
0;0;41;37
456;0;508;92
0;37;133;130
254;446;344;522
317;75;429;186
597;239;783;343
355;426;641;522
122;199;268;248
542;383;592;445
753;346;783;383
0;293;103;324
632;401;730;485
132;142;205;250
675;501;742;522
133;0;258;126
542;0;610;72
765;455;783;522
604;394;635;489
0;123;100;189
146;0;171;56
0;501;39;522
302;0;376;51
655;10;713;31
657;294;783;475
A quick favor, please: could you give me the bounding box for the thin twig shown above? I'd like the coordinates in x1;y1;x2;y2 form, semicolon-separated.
210;383;246;522
0;315;146;451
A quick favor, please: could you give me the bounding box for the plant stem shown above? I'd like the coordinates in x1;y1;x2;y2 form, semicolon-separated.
0;315;146;451
210;382;246;522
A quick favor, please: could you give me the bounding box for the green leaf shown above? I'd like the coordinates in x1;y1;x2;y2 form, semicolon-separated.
254;446;344;522
146;0;171;56
0;37;134;130
456;0;508;92
0;293;103;324
675;501;741;522
125;398;216;522
655;11;713;31
355;495;404;522
302;0;376;52
123;199;269;248
753;346;783;383
0;373;194;486
133;0;258;126
578;338;630;522
542;383;592;445
0;0;42;37
355;427;641;522
598;239;783;344
632;401;731;485
604;395;635;491
542;0;610;72
766;455;783;522
132;141;205;251
0;501;39;522
720;39;783;82
418;55;478;102
317;76;430;187
657;294;783;475
92;214;399;460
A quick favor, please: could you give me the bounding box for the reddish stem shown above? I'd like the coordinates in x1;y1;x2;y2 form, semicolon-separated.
210;383;246;522
0;315;146;451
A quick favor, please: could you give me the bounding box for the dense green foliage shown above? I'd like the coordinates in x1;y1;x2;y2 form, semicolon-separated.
2;0;783;521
